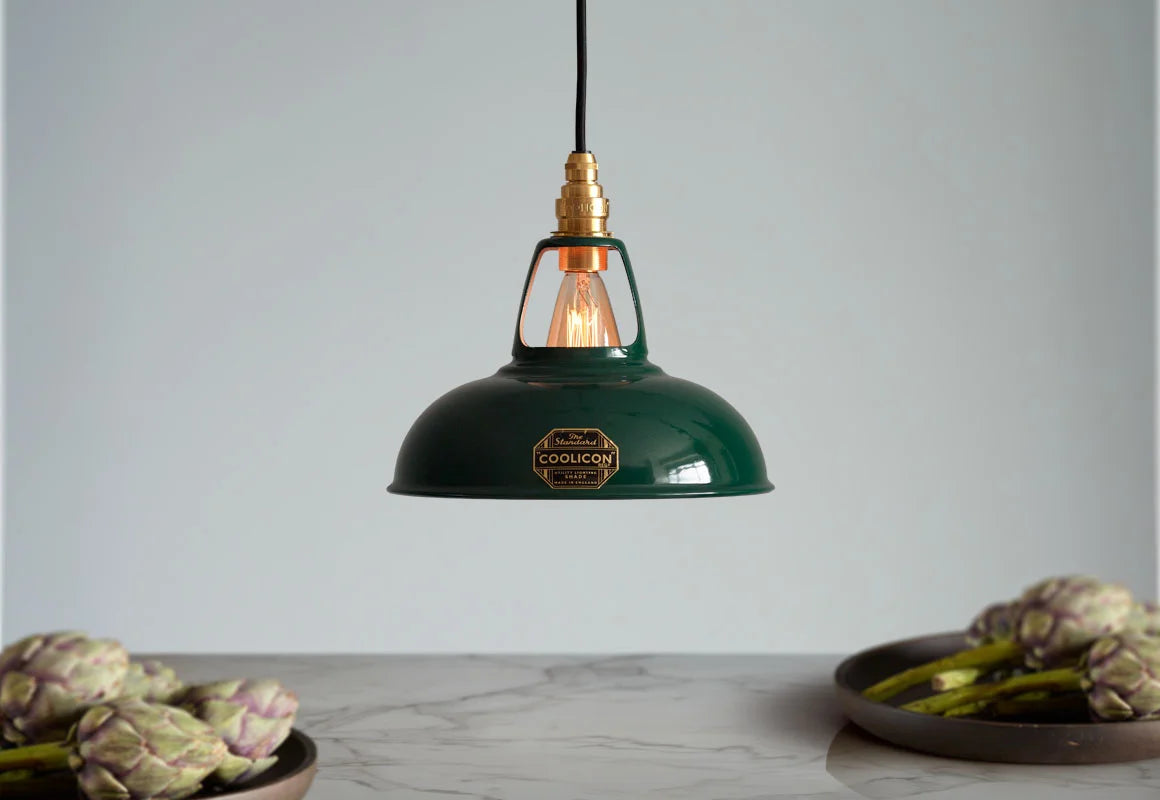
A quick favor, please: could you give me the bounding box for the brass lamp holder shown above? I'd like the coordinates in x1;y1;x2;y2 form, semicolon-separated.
552;151;611;272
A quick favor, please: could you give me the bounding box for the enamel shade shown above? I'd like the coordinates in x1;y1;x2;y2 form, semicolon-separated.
388;237;772;499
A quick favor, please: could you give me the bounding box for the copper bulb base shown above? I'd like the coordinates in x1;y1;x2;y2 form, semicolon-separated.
557;245;608;272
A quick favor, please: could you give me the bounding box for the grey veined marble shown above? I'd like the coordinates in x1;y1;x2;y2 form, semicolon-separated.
159;654;1160;800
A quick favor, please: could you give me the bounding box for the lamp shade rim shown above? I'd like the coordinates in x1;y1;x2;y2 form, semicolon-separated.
386;481;774;499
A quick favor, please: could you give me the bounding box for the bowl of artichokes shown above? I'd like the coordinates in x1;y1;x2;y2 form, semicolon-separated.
835;575;1160;763
0;632;316;800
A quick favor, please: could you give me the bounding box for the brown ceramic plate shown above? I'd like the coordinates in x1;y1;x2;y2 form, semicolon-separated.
835;632;1160;764
2;730;317;800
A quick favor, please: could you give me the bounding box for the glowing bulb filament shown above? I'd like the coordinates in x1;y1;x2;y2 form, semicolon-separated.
547;271;621;347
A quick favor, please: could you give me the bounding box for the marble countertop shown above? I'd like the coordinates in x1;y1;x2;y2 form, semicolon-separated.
161;654;1160;800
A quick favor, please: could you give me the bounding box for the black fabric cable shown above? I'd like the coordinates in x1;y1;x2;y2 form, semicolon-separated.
574;0;587;153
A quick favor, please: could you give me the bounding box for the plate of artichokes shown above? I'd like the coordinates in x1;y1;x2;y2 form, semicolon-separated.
835;575;1160;764
0;632;317;800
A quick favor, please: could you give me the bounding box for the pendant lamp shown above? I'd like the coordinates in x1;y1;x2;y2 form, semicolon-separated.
389;1;772;499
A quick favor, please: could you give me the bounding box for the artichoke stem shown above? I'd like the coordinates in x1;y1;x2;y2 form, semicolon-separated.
931;667;983;691
901;668;1083;715
987;692;1087;717
0;770;38;783
0;742;71;773
942;690;1052;718
862;640;1023;702
943;699;988;718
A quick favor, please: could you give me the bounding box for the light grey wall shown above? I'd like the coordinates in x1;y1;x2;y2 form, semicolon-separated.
1;5;6;642
4;0;1155;652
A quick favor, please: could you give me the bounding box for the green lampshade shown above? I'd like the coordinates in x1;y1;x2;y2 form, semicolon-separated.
388;237;772;499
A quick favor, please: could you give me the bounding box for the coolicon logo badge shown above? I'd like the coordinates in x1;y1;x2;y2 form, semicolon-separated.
533;428;619;489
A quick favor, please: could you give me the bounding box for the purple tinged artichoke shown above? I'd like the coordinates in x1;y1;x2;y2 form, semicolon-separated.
68;699;227;800
120;662;184;705
0;632;129;745
182;679;298;785
966;600;1020;647
1083;633;1160;721
1016;576;1134;667
1127;603;1160;637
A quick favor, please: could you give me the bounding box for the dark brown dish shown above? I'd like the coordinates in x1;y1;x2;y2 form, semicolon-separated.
835;632;1160;764
2;730;317;800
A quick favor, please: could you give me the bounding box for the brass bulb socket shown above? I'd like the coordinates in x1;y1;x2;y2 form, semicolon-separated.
552;151;612;238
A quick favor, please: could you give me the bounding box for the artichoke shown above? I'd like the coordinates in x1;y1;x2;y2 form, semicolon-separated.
69;699;228;800
0;632;129;744
1016;575;1133;667
1083;633;1160;721
863;575;1134;703
903;632;1160;719
1127;603;1160;637
182;679;298;785
0;699;226;800
120;662;184;705
965;600;1020;647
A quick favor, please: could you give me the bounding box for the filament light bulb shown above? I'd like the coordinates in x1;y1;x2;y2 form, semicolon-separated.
546;247;621;348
